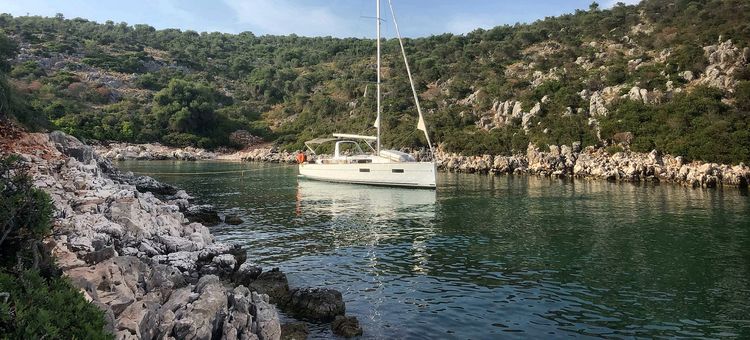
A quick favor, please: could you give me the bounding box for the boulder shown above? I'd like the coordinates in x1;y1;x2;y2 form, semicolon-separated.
224;214;244;225
81;246;117;265
331;315;363;338
286;287;345;322
49;131;94;164
249;268;290;304
234;263;263;286
589;91;609;117
250;291;282;340
172;275;229;340
185;205;222;226
281;322;309;340
132;175;178;196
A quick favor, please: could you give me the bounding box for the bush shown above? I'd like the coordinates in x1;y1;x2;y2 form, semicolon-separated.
9;61;45;79
600;87;750;164
82;51;147;73
606;145;624;154
0;155;53;268
0;155;111;338
162;132;201;147
0;270;111;339
735;81;750;112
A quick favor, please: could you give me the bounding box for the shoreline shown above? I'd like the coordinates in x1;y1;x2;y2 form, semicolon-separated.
98;142;750;190
2;130;362;339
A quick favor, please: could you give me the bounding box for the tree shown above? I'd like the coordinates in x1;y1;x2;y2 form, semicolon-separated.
153;79;218;136
0;31;17;73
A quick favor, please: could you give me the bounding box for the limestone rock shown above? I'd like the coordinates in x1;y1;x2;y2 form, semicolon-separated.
234;263;263;286
286;287;345;322
589;91;609;117
331;315;363;338
281;322;309;340
249;268;290;304
185;204;222;226
49;131;94;164
172;275;229;340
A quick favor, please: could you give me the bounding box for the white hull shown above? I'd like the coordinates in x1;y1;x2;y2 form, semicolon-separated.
299;162;436;188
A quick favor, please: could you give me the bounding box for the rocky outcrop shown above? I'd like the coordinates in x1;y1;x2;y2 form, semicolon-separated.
23;131;368;338
588;91;609;117
236;148;297;163
476;100;540;130
95;143;217;161
435;144;750;189
17;132;281;339
229;130;265;147
699;39;749;93
286;288;346;322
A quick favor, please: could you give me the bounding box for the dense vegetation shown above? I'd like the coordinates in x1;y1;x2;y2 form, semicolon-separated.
0;155;111;339
1;0;749;163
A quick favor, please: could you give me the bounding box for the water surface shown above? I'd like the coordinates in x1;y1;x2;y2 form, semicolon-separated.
118;161;750;339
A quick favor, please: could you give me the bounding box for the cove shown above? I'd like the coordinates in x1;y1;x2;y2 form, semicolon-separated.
118;160;750;339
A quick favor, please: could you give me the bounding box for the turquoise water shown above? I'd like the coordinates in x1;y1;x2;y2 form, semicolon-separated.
118;161;750;339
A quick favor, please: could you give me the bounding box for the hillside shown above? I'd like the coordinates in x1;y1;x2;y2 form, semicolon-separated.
1;0;749;163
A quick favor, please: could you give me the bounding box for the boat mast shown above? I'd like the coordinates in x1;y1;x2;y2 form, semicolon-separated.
376;0;382;154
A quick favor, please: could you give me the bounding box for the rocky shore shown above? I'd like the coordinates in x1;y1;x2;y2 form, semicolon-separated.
94;143;217;161
4;131;362;339
97;142;749;189
436;144;750;188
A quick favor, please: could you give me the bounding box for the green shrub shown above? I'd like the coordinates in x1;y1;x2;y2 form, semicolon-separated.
669;44;708;74
82;51;147;73
606;145;624;154
735;81;750;112
0;155;111;339
9;61;45;79
162;132;201;147
600;87;750;164
0;155;53;268
0;270;111;339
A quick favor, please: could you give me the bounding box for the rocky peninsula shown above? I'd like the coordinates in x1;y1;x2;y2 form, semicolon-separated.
97;142;749;189
1;127;362;339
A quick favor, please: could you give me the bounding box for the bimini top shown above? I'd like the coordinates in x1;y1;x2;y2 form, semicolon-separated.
304;137;337;145
332;133;377;141
304;133;378;155
305;134;377;145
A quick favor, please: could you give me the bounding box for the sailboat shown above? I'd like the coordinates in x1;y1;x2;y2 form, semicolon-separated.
298;0;437;188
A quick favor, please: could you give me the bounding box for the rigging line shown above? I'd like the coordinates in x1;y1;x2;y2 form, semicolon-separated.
387;0;434;155
131;164;292;176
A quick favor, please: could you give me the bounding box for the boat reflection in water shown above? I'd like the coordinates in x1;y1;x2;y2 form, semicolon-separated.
295;178;437;221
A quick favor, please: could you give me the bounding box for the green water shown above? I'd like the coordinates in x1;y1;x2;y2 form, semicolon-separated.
118;161;750;339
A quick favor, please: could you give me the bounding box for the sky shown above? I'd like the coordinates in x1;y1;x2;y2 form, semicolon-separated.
0;0;641;38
